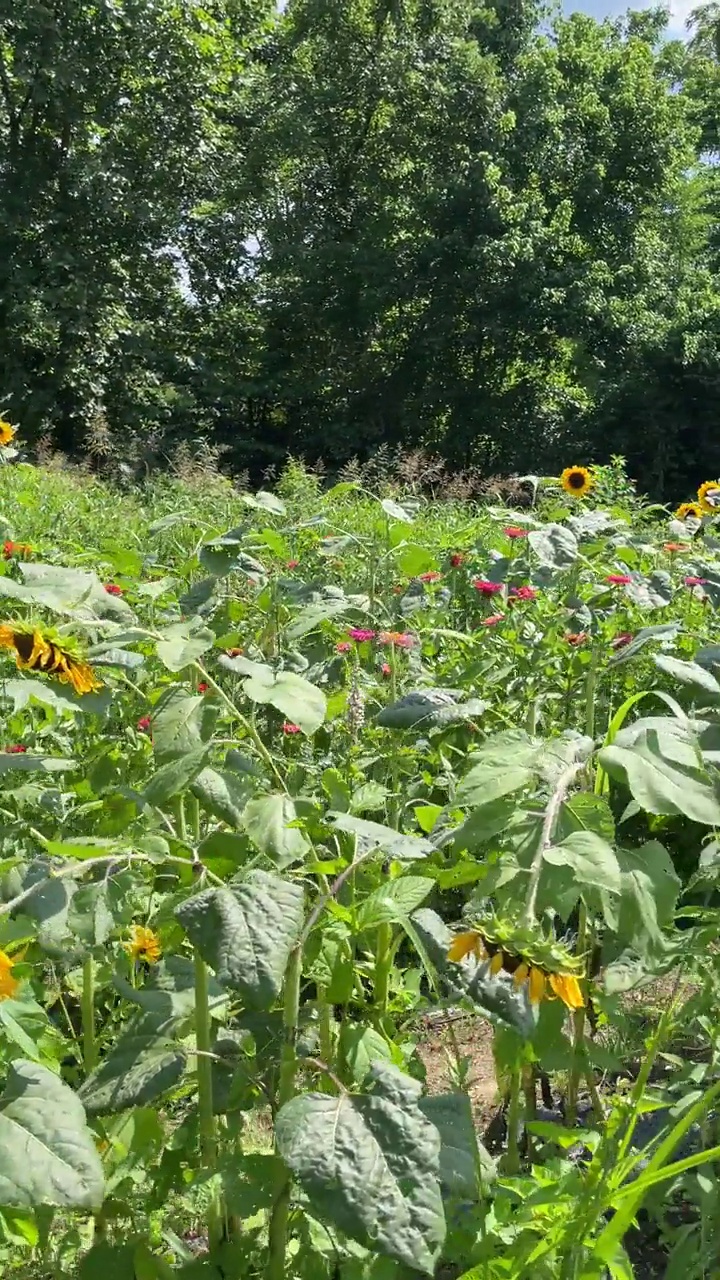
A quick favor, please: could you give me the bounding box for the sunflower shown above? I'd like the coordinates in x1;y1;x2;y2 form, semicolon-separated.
0;623;102;695
0;947;24;1000
124;924;161;964
675;502;702;522
560;466;593;499
0;419;16;447
697;481;720;515
447;918;584;1011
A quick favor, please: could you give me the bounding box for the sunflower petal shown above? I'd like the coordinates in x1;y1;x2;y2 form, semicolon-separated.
528;967;546;1003
447;931;483;963
548;973;584;1009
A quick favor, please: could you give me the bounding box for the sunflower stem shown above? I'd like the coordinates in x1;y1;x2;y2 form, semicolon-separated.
267;943;302;1280
81;954;97;1076
193;661;288;793
566;904;589;1126
502;1066;522;1175
193;948;222;1249
524;761;584;925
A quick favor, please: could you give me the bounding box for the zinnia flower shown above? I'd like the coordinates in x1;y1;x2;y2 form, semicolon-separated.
0;624;101;695
606;574;632;586
4;744;26;753
283;722;301;734
197;682;208;693
381;662;391;676
137;715;152;733
336;641;352;652
511;585;537;601
565;632;588;646
3;541;31;560
124;925;161;964
684;576;707;587
612;632;633;649
226;647;243;657
697;481;720;514
450;553;466;567
560;466;593;498
418;571;442;583
663;543;688;554
447;930;583;1010
675;502;702;521
0;949;21;1000
473;580;504;596
481;614;504;626
104;583;123;596
378;631;414;648
0;419;16;447
347;628;375;642
503;526;527;539
286;559;300;569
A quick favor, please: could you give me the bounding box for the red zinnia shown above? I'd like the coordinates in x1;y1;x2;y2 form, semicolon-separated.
606;575;632;585
611;633;633;650
104;583;123;596
286;560;300;569
481;613;504;626
663;543;689;553
3;541;31;559
4;744;27;753
283;722;301;735
336;641;352;653
137;716;152;733
511;585;537;601
684;576;707;587
473;580;504;596
197;683;208;694
226;647;244;657
503;526;527;540
418;571;442;583
450;553;466;568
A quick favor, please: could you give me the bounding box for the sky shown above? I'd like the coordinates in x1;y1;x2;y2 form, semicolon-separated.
564;0;696;38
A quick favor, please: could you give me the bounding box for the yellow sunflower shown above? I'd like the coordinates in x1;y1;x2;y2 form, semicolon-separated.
675;502;702;521
0;947;23;1001
0;419;16;447
0;623;102;695
560;466;593;499
697;481;720;515
447;924;584;1011
124;924;161;964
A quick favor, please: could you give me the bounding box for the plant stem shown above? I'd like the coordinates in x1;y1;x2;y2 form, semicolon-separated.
373;921;393;1018
523;761;584;924
193;662;288;793
81;955;97;1076
266;944;302;1280
502;1066;522;1175
566;904;587;1126
193;948;222;1249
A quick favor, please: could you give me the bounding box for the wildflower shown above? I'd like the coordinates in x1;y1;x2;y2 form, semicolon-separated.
511;585;537;601
378;631;414;648
3;541;31;560
286;559;300;569
418;571;442;583
606;574;632;586
347;628;375;642
0;624;101;695
684;576;708;587
137;715;152;733
503;526;527;539
481;613;504;626
4;744;26;753
381;662;391;676
0;949;21;1000
612;632;633;649
676;502;702;521
560;466;593;498
104;583;123;596
0;419;16;447
124;924;161;965
197;682;208;693
450;553;466;567
473;580;504;597
226;647;244;657
336;641;352;653
698;481;720;514
283;722;301;735
663;543;688;554
347;682;366;736
447;921;584;1011
565;632;588;646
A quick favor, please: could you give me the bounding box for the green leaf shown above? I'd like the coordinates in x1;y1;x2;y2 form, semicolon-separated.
242;793;309;868
611;841;681;953
528;524;578;568
327;813;433;862
376;690;486;730
356;877;432;930
114;956;228;1020
143;746;209;806
0;678;109;715
598;717;720;825
340;1024;396;1084
451;798;517;850
418;1093;495;1196
0;1061;104;1208
175;871;304;1009
152;687;214;763
654;655;720;698
380;497;414;524
0;753;75;774
79;1013;187;1115
191;767;253;828
155;621;214;672
275;1062;445;1274
285;595;356;640
0;563;134;622
42;837;124;861
558;793;615;843
68;883;114;946
544;832;622;897
241;668;326;734
457;761;534;807
609;622;680;666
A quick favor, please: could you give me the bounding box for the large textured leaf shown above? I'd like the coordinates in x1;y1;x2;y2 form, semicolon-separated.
418;1093;495;1195
610;623;680;666
242;793;309;867
544;832;622;897
276;1062;445;1274
605;841;681;955
0;678;109;715
0;1061;104;1208
155;620;214;672
143;746;209;806
528;524;578;568
654;655;720;698
175;871;304;1008
327;813;433;862
380;497;414;524
191;767;253;828
0;563;133;622
598;717;720;825
0;753;75;774
356;877;433;930
114;956;228;1020
79;1012;187;1115
376;689;486;730
152;687;214;763
625;570;673;609
285;595;355;640
241;668;326;734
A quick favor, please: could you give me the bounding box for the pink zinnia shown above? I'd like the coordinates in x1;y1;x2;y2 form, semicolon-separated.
503;526;527;539
611;633;633;650
511;585;537;601
378;631;414;648
473;580;504;596
381;662;391;676
418;571;442;583
286;559;300;569
104;583;123;596
684;576;707;587
283;722;301;735
336;641;352;653
481;614;504;626
137;716;152;733
450;553;466;568
347;628;376;642
606;575;632;585
4;744;27;753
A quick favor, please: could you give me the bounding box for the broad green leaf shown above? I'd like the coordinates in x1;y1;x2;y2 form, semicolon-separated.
654;654;720;698
0;678;109;715
242;793;309;867
380;497;414;524
79;1012;187;1115
78;1240;138;1280
155;621;214;672
599;718;720;825
241;668;326;734
143;746;209;806
114;956;228;1020
254;490;286;515
356;877;432;930
451;797;517;849
528;524;577;568
197;831;249;868
42;837;125;861
0;1061;104;1207
610;623;680;666
0;563;133;622
610;841;681;954
328;813;433;862
285;596;356;640
0;753;75;774
304;921;354;1004
376;690;486;730
192;767;253;828
544;832;622;897
340;1024;396;1084
558;793;615;843
626;570;673;609
175;871;304;1008
418;1093;495;1195
152;687;214;763
275;1062;445;1274
457;762;534;807
350;782;390;814
68;883;114;946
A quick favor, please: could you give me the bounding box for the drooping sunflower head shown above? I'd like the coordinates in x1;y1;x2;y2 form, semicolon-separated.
447;913;584;1009
560;466;593;499
0;419;16;447
0;946;25;1001
124;924;161;964
697;481;720;515
675;502;702;522
0;622;102;695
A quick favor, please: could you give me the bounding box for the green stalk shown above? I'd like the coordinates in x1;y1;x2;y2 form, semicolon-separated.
565;904;587;1126
81;954;97;1076
502;1066;522;1175
266;945;302;1280
194;948;222;1249
374;644;400;1020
